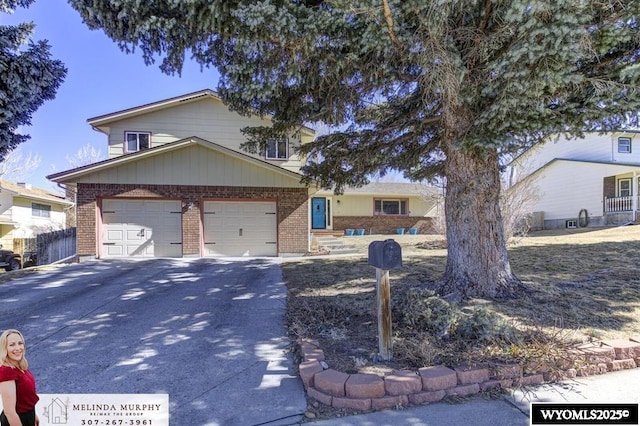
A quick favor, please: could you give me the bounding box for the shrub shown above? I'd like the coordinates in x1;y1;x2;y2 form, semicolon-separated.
395;288;454;338
395;287;519;343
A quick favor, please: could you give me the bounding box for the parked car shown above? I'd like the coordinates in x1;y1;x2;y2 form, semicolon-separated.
0;246;21;271
22;251;37;268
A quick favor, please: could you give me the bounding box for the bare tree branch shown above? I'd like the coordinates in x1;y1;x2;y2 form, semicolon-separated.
382;0;401;47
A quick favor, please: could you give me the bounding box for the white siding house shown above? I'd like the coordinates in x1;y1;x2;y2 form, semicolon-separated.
510;131;640;229
0;181;71;250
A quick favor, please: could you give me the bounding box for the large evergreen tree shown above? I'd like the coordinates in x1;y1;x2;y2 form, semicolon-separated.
69;0;640;299
0;0;66;158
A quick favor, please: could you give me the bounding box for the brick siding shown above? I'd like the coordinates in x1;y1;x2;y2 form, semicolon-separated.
603;176;615;200
333;216;435;234
76;183;308;257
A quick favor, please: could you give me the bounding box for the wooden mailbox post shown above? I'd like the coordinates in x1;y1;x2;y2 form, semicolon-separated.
368;240;402;361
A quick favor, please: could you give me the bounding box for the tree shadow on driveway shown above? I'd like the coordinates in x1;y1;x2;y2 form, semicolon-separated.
0;258;306;425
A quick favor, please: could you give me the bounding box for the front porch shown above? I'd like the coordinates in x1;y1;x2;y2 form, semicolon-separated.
603;172;640;224
603;196;639;224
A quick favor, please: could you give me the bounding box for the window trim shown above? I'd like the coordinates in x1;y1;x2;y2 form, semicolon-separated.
265;136;289;160
373;198;409;216
32;202;51;218
618;137;632;153
125;131;152;153
617;178;632;197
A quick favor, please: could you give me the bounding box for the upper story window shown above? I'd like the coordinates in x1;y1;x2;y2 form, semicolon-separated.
374;199;408;216
266;137;288;160
32;203;51;218
618;137;632;153
126;131;151;153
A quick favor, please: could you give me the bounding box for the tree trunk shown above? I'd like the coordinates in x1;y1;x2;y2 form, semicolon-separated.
437;142;524;300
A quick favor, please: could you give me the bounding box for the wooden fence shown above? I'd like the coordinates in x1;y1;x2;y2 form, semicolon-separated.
14;227;77;267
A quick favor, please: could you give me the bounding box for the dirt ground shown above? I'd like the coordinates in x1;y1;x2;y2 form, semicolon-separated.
283;226;640;376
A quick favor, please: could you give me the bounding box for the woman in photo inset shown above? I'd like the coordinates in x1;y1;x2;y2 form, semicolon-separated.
0;329;39;426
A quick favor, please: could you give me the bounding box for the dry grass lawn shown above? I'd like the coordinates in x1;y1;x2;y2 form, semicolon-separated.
283;226;640;376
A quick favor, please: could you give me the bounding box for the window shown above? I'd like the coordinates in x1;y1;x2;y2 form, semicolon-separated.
125;132;151;152
618;178;632;197
374;199;408;215
32;203;51;218
618;137;632;153
266;137;288;159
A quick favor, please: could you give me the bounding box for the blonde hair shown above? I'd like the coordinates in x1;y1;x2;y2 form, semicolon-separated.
0;329;29;370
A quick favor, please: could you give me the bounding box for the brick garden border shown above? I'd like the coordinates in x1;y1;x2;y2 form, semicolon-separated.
297;337;640;412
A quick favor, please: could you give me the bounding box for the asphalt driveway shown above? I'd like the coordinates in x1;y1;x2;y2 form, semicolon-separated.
0;258;306;425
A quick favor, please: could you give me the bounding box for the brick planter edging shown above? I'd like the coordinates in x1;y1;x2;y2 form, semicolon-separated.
298;337;640;412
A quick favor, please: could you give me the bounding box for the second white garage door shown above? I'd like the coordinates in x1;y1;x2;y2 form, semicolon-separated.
203;201;277;256
102;199;182;258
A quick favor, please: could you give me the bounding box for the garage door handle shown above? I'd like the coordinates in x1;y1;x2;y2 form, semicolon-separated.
239;228;243;237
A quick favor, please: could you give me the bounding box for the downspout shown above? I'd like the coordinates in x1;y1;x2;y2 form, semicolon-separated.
634;171;638;222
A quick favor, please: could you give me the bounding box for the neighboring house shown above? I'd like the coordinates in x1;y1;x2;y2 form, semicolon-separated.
312;182;441;234
0;181;71;250
509;131;640;229
48;89;314;259
47;89;440;260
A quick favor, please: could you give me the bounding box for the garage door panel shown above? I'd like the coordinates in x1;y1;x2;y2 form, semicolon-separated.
104;245;124;256
125;229;145;240
203;201;277;256
105;230;123;241
102;200;182;258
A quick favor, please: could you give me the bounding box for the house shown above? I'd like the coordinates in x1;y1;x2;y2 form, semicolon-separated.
509;131;640;229
47;89;439;260
0;181;72;250
311;182;441;235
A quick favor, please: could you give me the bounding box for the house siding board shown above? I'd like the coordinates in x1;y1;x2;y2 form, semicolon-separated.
529;161;636;221
0;225;13;250
0;191;12;217
612;134;640;163
106;98;304;171
76;145;304;188
12;197;66;230
76;183;308;258
517;134;614;175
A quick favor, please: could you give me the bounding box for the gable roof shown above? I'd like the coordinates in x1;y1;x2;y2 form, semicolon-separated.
520;158;640;182
0;181;72;205
87;88;315;136
46;136;306;184
511;130;640;165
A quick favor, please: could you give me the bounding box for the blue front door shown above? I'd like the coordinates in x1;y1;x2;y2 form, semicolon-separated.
311;197;326;229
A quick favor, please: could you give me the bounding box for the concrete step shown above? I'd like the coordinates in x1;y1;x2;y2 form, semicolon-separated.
314;236;360;255
327;247;361;255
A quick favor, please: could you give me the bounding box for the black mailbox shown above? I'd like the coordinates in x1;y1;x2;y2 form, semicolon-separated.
368;239;402;269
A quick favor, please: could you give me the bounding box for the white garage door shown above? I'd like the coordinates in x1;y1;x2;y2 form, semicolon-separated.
102;199;182;258
203;201;277;256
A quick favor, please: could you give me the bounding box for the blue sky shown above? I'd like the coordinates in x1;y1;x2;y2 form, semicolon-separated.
3;0;220;190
